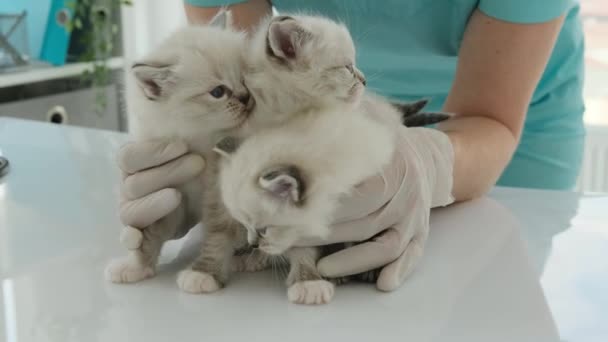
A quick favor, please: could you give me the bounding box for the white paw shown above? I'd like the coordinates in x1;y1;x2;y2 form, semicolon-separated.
177;270;221;294
105;257;155;283
287;280;335;305
120;227;143;250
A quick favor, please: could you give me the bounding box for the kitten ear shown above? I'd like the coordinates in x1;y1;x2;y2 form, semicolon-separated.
259;165;305;204
131;63;176;100
267;16;312;60
213;136;241;158
208;9;233;30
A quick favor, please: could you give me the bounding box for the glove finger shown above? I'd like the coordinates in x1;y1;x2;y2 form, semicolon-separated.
123;154;204;200
376;234;426;292
317;228;403;278
118;140;189;174
120;226;143;250
120;188;182;228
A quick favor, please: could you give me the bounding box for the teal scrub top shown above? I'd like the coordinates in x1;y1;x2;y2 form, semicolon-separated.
187;0;586;190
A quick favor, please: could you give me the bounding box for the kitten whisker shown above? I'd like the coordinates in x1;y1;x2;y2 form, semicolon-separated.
353;24;379;43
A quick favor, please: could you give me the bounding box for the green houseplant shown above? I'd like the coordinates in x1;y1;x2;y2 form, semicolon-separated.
65;0;132;115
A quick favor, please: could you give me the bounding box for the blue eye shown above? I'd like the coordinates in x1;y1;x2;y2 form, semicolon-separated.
210;86;226;98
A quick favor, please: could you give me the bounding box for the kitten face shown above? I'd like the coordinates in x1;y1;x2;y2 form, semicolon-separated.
130;21;254;139
247;14;365;120
215;138;329;255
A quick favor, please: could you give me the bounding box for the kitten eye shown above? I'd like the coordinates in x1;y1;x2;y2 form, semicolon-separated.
210;85;227;98
345;64;354;74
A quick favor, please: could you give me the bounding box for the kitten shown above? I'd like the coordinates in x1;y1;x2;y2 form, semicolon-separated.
105;12;254;284
191;14;404;304
175;14;390;303
243;14;450;131
215;107;396;304
222;15;451;302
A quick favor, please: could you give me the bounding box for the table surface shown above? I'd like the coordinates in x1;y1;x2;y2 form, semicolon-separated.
0;117;607;342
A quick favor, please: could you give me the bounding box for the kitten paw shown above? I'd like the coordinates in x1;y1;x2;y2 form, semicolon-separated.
105;257;155;283
177;270;221;294
287;280;335;305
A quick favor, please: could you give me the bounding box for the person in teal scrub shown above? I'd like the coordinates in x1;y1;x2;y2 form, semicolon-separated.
116;1;585;289
183;0;585;192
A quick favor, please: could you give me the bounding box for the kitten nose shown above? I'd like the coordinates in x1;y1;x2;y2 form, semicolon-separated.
355;68;366;86
237;93;250;105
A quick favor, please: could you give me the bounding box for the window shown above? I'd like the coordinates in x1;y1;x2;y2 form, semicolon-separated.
581;0;608;126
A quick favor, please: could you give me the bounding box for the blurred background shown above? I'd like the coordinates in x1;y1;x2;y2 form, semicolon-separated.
0;0;606;191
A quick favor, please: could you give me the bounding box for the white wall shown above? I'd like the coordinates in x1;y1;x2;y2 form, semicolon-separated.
120;0;187;61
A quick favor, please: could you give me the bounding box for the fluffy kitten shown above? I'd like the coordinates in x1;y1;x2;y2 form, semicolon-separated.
176;14;384;303
195;15;401;304
243;14;450;131
105;13;254;284
221;14;451;303
215;106;396;304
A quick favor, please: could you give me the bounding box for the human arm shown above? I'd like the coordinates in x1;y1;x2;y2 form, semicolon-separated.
439;10;565;200
312;9;568;290
183;0;270;31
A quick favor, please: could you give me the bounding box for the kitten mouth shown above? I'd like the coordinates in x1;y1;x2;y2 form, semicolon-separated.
245;95;256;113
234;100;255;128
338;84;363;103
347;83;364;101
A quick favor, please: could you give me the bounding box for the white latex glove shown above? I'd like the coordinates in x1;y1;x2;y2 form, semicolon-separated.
298;127;455;291
117;139;205;249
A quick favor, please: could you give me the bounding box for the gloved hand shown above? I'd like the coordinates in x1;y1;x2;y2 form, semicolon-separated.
117;139;205;249
298;127;455;291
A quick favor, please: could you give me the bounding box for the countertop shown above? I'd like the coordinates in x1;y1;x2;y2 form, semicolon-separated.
0;118;606;342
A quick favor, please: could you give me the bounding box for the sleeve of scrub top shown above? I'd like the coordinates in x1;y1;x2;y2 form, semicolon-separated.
184;0;249;7
478;0;574;24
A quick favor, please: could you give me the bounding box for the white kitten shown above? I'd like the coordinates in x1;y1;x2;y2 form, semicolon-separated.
171;14;378;303
213;14;402;304
105;12;254;285
244;14;366;128
217;108;395;252
216;104;395;304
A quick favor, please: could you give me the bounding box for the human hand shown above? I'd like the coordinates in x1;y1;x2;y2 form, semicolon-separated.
117;139;205;249
298;127;455;291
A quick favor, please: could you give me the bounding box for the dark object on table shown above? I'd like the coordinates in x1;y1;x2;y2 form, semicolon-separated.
0;156;9;177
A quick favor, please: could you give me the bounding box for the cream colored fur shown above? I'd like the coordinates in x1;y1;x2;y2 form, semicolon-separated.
219;109;395;254
217;14;400;304
105;14;253;286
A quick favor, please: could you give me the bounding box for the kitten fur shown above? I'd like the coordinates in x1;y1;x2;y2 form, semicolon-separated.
105;12;254;285
211;14;404;304
243;15;450;131
184;14;390;304
225;14;451;300
216;107;396;303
